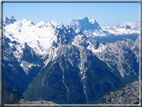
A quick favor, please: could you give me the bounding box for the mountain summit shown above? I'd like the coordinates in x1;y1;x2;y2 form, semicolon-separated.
2;16;140;104
70;17;102;31
3;16;16;26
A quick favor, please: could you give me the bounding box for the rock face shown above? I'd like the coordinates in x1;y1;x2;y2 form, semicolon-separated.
70;17;102;31
72;31;139;78
2;16;140;104
94;39;139;78
2;84;23;104
24;44;129;104
3;39;44;92
70;17;140;42
96;80;140;104
3;16;17;26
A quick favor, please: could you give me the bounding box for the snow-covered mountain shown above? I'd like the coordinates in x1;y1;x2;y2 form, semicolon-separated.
3;16;78;64
3;16;79;92
72;29;139;78
70;17;102;31
2;16;140;104
70;17;108;37
102;20;140;35
3;16;17;26
70;17;140;42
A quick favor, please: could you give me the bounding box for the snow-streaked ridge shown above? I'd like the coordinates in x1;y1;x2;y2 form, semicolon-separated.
3;16;140;78
3;18;62;57
102;21;140;36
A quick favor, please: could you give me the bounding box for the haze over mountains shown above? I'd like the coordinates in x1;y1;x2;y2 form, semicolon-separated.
70;17;140;42
2;16;140;104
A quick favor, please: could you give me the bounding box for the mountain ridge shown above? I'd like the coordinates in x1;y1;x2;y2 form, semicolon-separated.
2;16;140;104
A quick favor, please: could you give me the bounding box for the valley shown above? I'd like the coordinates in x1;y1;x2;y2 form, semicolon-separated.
1;16;140;104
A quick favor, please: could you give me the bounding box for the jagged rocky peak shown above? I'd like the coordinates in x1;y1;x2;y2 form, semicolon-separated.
71;16;89;23
133;35;140;49
82;16;89;22
2;16;140;104
3;16;17;26
132;35;140;62
95;38;139;78
20;18;35;26
124;25;131;29
89;19;96;24
3;15;16;22
49;20;63;29
3;16;35;27
70;17;102;31
116;38;135;49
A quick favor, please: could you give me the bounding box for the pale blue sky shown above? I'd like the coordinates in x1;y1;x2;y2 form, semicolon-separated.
3;2;140;27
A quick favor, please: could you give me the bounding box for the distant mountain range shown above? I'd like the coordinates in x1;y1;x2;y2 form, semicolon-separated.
70;17;140;42
1;16;140;104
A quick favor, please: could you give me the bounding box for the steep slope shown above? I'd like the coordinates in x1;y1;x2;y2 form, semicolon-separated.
2;16;140;104
3;37;44;92
3;84;23;104
24;44;133;104
94;39;139;78
96;80;139;104
72;30;139;78
2;16;77;93
3;16;16;26
132;35;140;62
24;57;86;104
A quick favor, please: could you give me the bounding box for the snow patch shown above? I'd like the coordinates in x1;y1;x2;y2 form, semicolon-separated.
20;61;40;75
87;43;107;53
